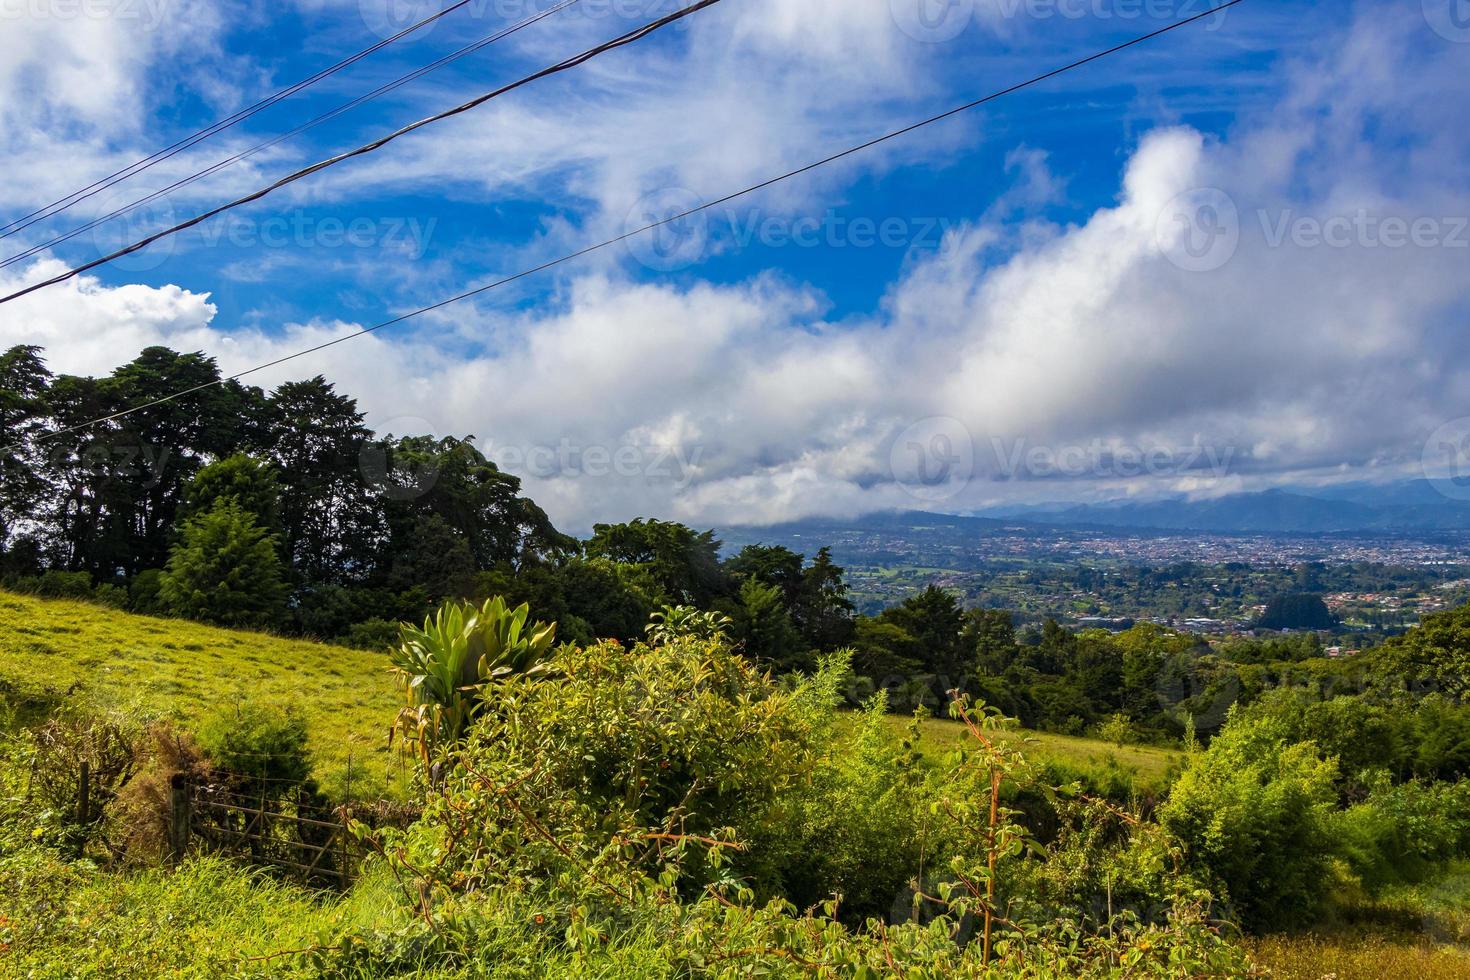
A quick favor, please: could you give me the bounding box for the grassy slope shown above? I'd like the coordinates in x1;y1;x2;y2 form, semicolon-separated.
875;714;1181;791
0;591;403;797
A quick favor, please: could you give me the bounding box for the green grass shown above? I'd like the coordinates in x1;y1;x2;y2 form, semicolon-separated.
0;589;1184;800
871;714;1181;792
0;849;421;979
0;591;404;798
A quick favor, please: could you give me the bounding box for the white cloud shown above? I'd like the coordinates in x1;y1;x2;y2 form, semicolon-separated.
1;5;1467;533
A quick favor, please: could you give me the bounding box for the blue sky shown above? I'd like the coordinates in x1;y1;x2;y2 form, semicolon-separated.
0;0;1467;531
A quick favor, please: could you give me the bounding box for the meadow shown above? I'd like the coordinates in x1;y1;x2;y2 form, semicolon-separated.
0;590;1179;801
0;591;404;798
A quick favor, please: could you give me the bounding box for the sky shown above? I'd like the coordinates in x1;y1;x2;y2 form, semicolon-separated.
0;0;1466;533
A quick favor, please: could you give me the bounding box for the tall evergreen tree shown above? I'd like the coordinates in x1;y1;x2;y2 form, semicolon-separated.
159;500;287;628
0;346;52;568
266;377;385;584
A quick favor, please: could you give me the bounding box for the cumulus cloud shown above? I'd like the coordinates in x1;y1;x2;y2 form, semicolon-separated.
1;4;1466;533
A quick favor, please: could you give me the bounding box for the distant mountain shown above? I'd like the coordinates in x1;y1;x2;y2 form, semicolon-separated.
976;485;1470;534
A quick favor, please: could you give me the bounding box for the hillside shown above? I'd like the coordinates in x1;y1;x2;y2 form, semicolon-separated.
0;591;402;797
0;590;1182;799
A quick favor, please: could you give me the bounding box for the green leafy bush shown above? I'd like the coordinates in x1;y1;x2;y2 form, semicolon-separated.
197;703;310;786
1159;707;1338;930
159;500;287;628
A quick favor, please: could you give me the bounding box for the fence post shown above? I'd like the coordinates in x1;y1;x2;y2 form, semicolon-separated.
77;760;90;826
168;773;191;864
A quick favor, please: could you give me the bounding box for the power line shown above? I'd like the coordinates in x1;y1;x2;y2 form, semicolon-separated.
6;0;1246;454
0;0;728;309
0;1;477;245
0;0;586;274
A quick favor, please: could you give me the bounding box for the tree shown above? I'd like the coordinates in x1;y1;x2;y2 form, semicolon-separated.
729;576;806;672
182;454;282;535
159;500;287;628
103;348;268;574
384;513;477;599
792;547;855;650
727;544;805;605
965;608;1017;675
0;346;52;566
377;435;574;573
850;616;923;681
1376;601;1470;700
585;518;727;605
880;585;969;680
266;377;385;584
1257;593;1334;631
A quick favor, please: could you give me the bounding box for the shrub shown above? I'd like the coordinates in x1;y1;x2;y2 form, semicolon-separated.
387;596;557;762
1158;707;1339;931
21;709;142;857
196;703;310;787
159;500;287;628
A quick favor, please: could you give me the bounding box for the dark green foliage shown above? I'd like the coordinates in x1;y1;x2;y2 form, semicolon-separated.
585;518;727;605
1159;708;1339;931
728;575;806;671
1374;600;1470;700
1257;592;1335;630
266;376;385;584
182;454;282;535
159;500;287;628
197;702;311;785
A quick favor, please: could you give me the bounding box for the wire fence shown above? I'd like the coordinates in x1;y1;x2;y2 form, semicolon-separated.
168;771;419;889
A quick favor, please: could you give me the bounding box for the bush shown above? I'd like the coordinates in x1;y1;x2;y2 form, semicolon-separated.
1159;707;1339;931
159;500;287;628
196;703;310;787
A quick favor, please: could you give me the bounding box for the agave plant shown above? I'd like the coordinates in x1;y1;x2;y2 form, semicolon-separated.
389;596;557;763
646;604;732;645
